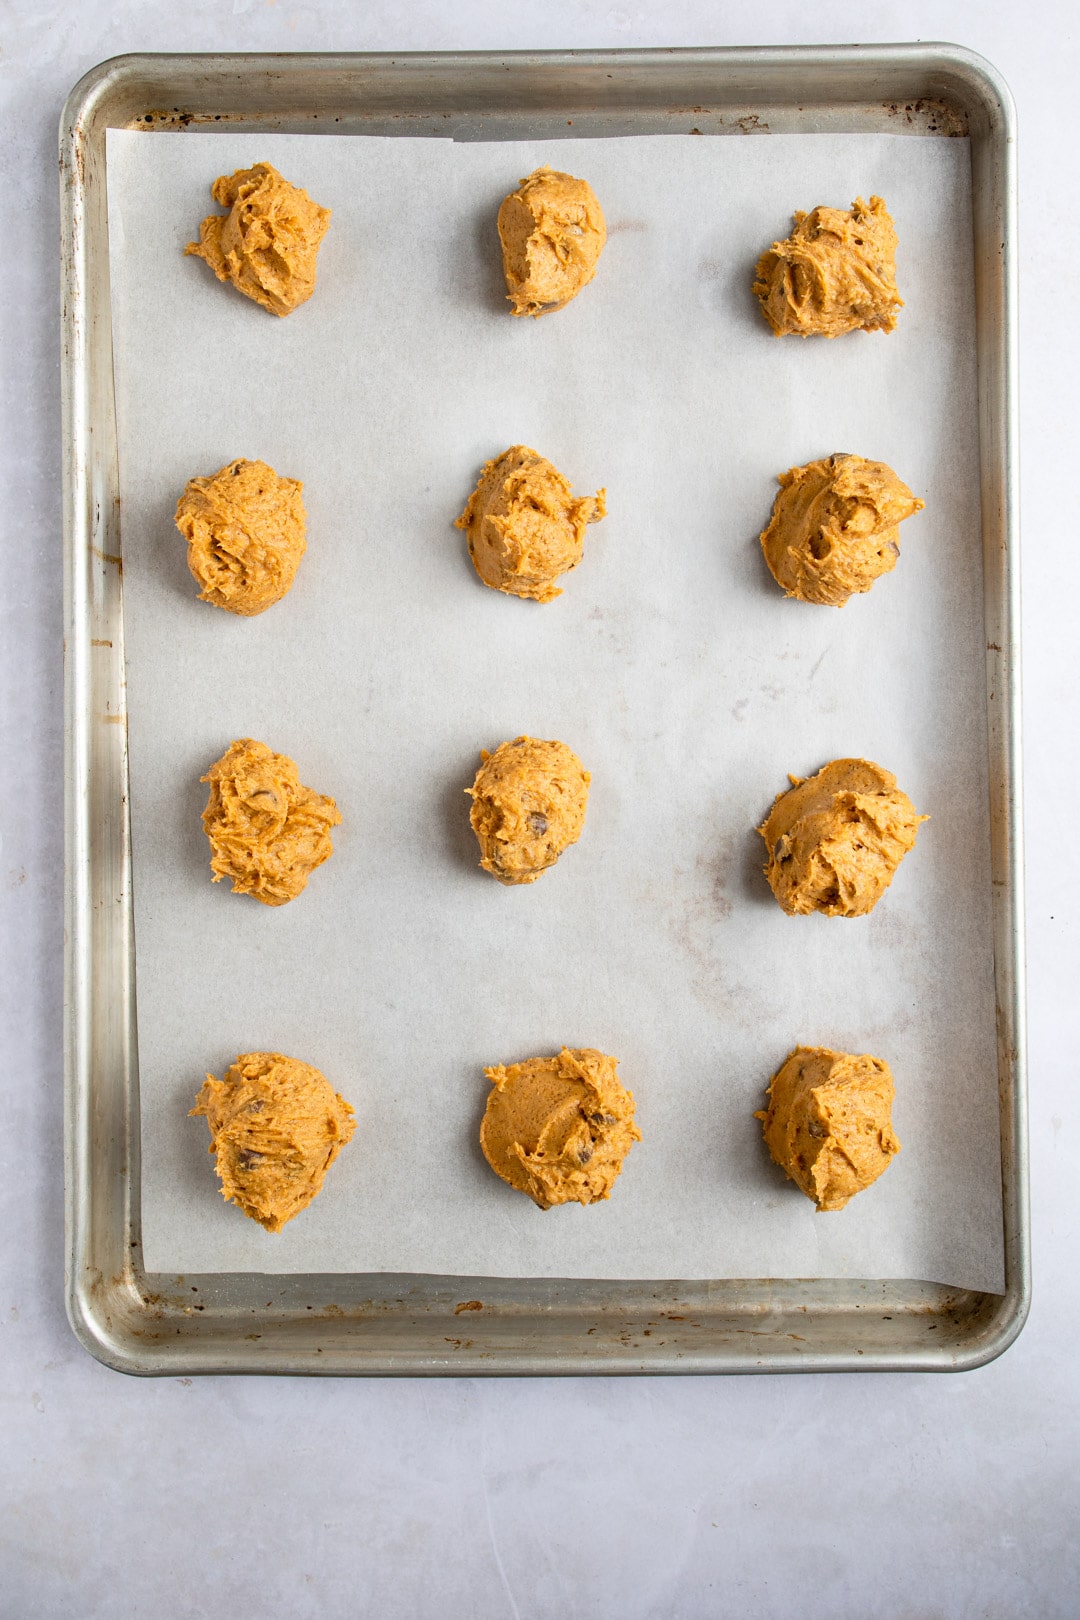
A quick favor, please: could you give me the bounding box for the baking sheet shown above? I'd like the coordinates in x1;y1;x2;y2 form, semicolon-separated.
106;127;1004;1291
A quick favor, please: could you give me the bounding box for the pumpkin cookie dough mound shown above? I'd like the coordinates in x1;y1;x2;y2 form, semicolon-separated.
455;446;606;603
481;1048;640;1209
468;736;590;885
753;195;902;338
191;1052;355;1231
201;738;341;907
185;161;331;317
761;454;924;607
497;166;607;317
756;1046;900;1211
759;758;926;917
175;458;306;616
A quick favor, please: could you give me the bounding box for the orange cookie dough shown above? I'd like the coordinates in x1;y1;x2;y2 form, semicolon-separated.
201;738;341;907
184;161;331;317
497;166;606;317
481;1048;640;1209
191;1052;355;1231
455;446;606;603
753;195;902;338
756;1046;900;1211
759;758;926;917
761;454;924;607
468;736;590;885
175;458;306;616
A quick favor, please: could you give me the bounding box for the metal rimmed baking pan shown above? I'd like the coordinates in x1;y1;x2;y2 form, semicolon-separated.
61;45;1026;1374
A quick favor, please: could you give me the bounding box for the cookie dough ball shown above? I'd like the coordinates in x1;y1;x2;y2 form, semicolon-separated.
468;736;590;885
455;446;605;603
175;458;306;616
481;1048;640;1209
761;454;924;607
759;758;926;917
753;195;902;338
201;738;341;907
497;166;606;317
755;1046;900;1211
184;161;331;317
191;1052;355;1231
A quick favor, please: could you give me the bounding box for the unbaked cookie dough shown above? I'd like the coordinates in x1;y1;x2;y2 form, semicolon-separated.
759;758;926;917
201;738;341;907
753;195;902;338
497;167;607;317
455;446;606;603
755;1045;900;1211
175;458;307;616
468;736;590;885
191;1051;355;1231
184;161;331;317
480;1048;640;1209
761;453;924;607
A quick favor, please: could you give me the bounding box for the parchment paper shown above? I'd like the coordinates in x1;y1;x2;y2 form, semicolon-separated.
106;128;1004;1289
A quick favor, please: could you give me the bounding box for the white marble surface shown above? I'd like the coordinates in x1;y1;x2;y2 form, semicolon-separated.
1;2;1076;1615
